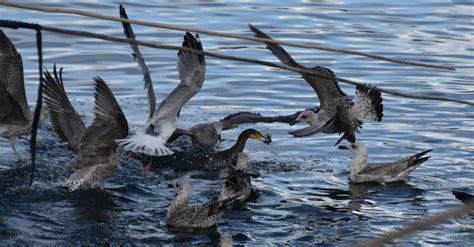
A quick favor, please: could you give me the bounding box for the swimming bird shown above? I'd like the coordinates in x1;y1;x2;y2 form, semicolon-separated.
170;111;298;148
166;177;238;228
218;152;260;203
172;128;271;172
453;191;474;204
116;32;206;156
61;77;128;191
338;143;431;184
42;65;86;153
0;30;34;161
249;25;383;144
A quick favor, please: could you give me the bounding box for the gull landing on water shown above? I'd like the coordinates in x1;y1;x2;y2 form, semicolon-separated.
116;32;206;157
44;73;129;191
338;143;432;184
249;25;383;145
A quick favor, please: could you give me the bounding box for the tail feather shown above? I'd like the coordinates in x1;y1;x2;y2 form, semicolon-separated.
116;130;174;156
407;150;432;168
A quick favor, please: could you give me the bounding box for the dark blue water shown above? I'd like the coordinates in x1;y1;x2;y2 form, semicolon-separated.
1;0;473;245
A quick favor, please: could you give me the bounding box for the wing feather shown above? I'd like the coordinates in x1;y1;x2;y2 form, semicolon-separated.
42;66;86;152
249;25;347;108
0;30;30;119
119;5;156;119
75;77;128;169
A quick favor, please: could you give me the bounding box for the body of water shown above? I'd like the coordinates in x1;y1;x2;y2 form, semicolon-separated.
0;0;473;245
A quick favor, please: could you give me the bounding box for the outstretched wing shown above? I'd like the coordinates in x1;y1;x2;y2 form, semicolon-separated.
350;85;383;123
150;32;206;126
75;77;128;169
249;24;347;108
219;111;299;130
0;30;30;119
42;66;86;152
119;5;156;119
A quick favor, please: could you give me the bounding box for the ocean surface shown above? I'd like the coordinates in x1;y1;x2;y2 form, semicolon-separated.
0;0;473;245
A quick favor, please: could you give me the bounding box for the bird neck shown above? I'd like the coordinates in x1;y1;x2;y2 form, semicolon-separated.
228;133;250;154
350;151;368;176
168;189;190;217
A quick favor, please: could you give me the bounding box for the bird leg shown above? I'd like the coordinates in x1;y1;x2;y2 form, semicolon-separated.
143;157;152;176
9;137;27;162
124;150;133;160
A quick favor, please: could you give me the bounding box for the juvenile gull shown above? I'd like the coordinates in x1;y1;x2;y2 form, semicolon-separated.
42;66;86;153
338;143;431;184
61;77;128;191
116;32;206;156
250;25;383;144
218;152;260;203
166;177;238;228
170;111;298;148
0;30;33;161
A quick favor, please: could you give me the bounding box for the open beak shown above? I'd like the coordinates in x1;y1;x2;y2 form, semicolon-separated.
338;145;349;150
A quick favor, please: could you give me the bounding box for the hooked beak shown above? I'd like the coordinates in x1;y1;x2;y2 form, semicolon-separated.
338;145;349;150
167;183;175;188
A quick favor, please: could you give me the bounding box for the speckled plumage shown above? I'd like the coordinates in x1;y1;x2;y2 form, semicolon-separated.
250;25;383;144
166;178;237;228
339;143;431;183
63;77;128;191
43;66;86;153
0;30;32;161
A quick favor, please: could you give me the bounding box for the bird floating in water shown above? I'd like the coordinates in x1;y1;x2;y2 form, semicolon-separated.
0;30;35;161
338;143;431;184
249;25;383;145
44;71;129;191
219;152;260;203
171;128;271;173
116;31;206;157
170;111;297;148
166;177;238;228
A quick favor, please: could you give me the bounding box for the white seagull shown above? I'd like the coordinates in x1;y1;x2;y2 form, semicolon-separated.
116;32;206;156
